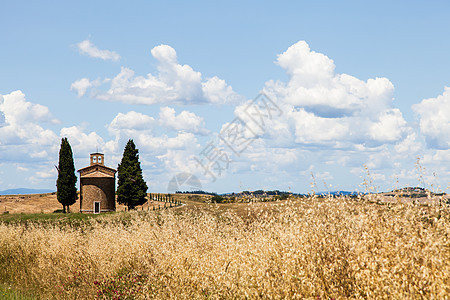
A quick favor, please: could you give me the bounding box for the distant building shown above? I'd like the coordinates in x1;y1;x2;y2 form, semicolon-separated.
77;153;116;213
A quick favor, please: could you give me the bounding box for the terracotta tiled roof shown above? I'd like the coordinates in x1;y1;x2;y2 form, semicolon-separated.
78;164;116;178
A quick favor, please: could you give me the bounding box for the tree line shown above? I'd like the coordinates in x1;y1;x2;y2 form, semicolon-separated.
56;138;148;212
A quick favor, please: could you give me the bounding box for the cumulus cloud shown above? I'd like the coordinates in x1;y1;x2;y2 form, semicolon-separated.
290;108;349;145
157;147;203;176
35;168;57;179
235;40;410;149
276;41;335;87
76;39;120;61
106;110;200;151
394;133;423;154
109;111;155;131
0;91;58;125
104;109;204;183
142;132;197;152
0;112;5;127
0;97;5;127
60;126;105;155
202;76;239;104
0;91;59;145
72;44;243;105
412;87;450;149
195;40;434;191
0;91;59;163
368;109;407;143
3;42;448;193
273;42;395;116
70;78;93;97
107;108;207;136
242;143;300;172
159;107;208;134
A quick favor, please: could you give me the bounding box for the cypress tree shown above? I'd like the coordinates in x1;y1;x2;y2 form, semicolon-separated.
117;139;148;210
56;137;78;213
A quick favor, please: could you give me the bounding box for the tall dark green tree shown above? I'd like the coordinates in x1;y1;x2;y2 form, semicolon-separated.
117;139;148;210
56;137;78;213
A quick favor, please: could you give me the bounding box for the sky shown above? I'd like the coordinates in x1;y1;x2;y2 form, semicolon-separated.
0;0;449;194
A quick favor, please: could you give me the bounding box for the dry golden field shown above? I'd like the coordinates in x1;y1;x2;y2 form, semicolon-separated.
0;193;185;214
0;193;449;299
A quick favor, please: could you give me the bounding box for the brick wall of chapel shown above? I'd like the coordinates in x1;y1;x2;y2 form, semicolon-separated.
80;177;115;212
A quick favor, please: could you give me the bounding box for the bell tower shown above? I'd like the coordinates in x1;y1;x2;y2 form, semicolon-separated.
90;153;104;166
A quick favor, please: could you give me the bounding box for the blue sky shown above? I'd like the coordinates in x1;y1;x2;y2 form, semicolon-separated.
0;0;449;193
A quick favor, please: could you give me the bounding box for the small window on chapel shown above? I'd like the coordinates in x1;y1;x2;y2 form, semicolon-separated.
93;156;97;163
98;156;102;163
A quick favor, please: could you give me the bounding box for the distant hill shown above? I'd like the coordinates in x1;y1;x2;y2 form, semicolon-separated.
0;188;55;195
316;191;360;196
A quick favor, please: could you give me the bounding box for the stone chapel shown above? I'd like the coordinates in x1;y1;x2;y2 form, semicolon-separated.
77;153;116;213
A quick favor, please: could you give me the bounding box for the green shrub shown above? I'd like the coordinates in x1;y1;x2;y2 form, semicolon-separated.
211;195;224;203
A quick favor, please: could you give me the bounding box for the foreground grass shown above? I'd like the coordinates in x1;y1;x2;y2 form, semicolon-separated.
0;212;97;223
0;212;120;230
0;196;449;299
0;283;36;300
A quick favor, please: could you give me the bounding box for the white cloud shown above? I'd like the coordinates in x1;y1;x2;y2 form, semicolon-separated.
276;41;335;87
35;168;56;179
76;39;120;61
394;133;422;154
2;42;449;194
151;44;178;64
315;171;334;182
198;40;442;192
290;108;349;145
157;147;203;175
0;110;5;127
243;144;299;170
17;166;29;172
0;90;58;125
0;91;61;190
368;109;407;143
0;91;59;162
60;126;105;155
107;108;207;138
158;107;207;134
70;78;93;97
94;66;179;104
27;166;58;186
412;87;450;149
150;45;203;102
273;42;395;117
202;76;241;104
101;108;205;187
109;111;155;131
240;40;410;149
142;132;197;152
73;44;243;105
